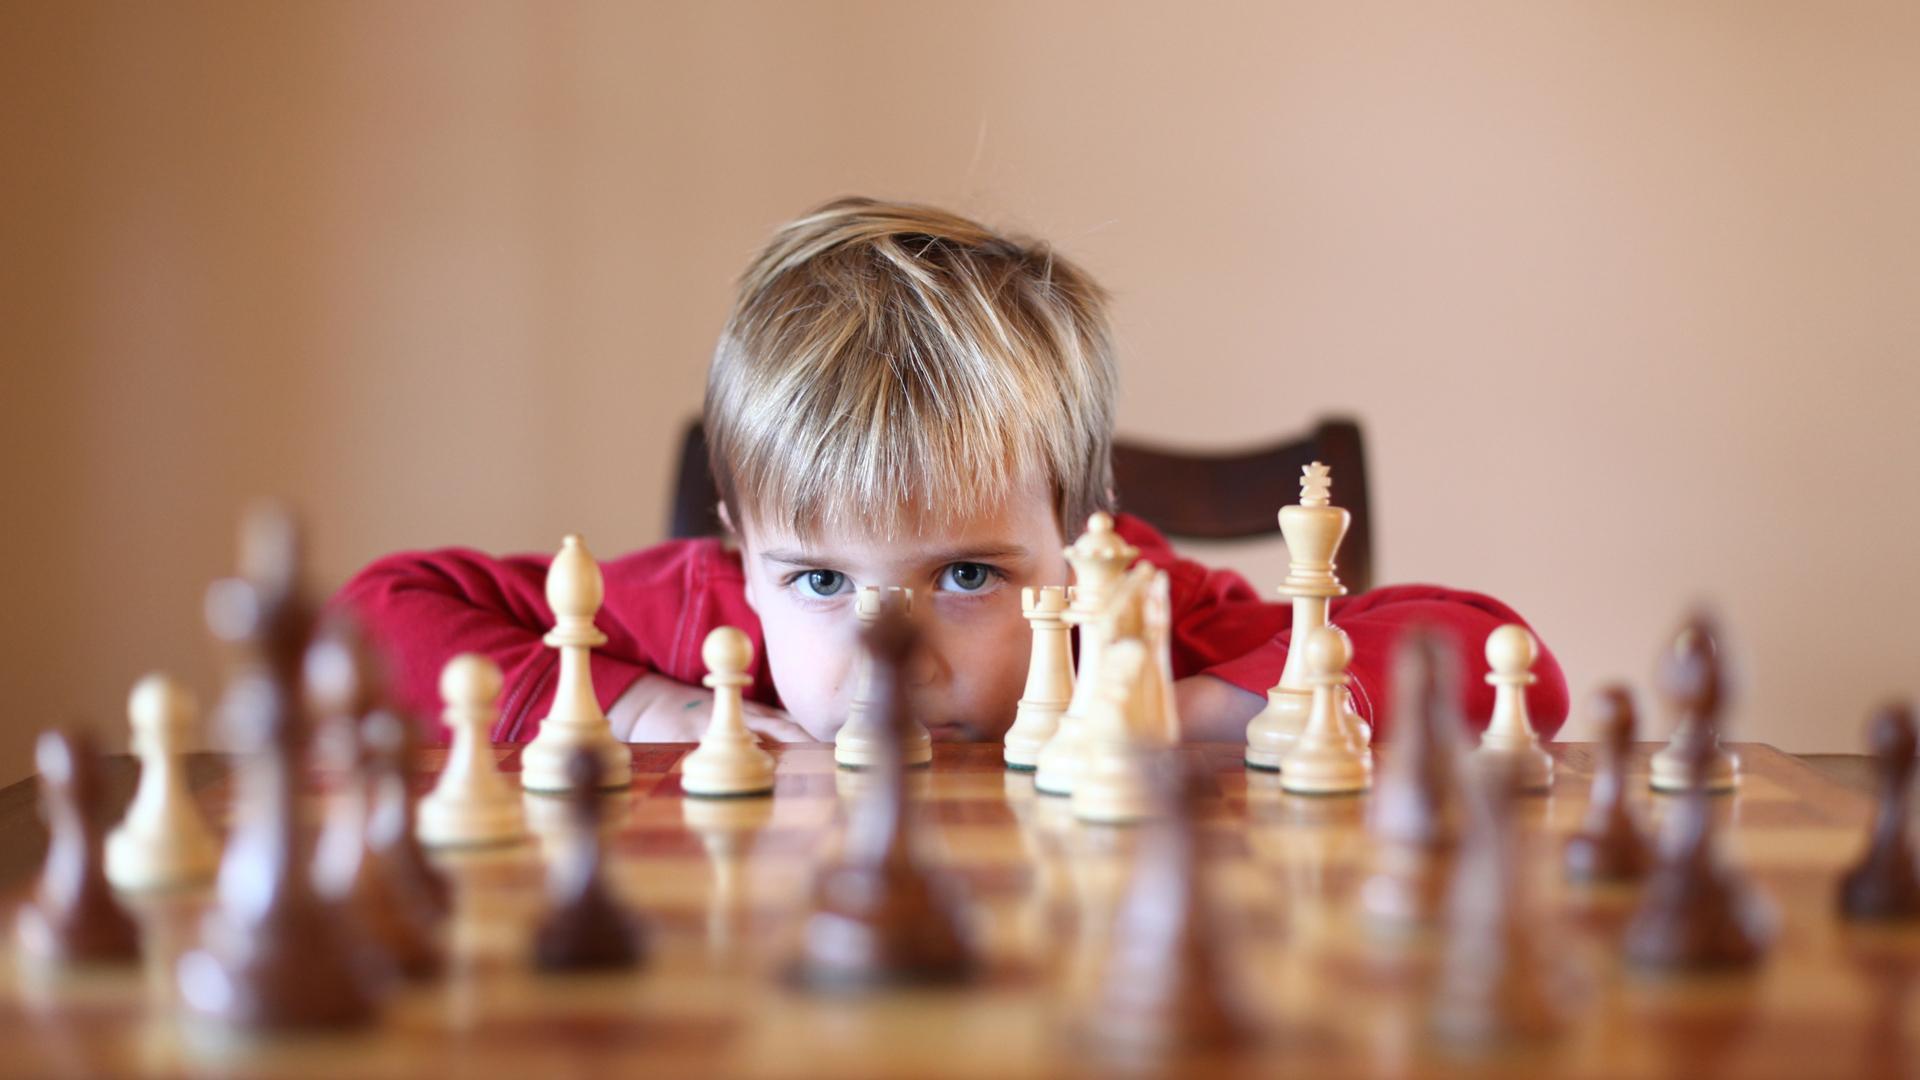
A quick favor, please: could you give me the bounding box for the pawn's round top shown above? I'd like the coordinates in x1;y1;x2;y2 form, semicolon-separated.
36;729;81;787
1064;512;1138;572
129;673;196;733
1591;684;1636;746
1869;700;1917;770
1485;624;1539;678
546;534;605;620
1304;624;1352;682
702;626;753;676
304;621;376;719
440;653;503;709
1658;613;1724;715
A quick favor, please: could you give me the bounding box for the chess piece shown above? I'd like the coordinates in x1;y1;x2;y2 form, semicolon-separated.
1105;565;1181;746
1471;625;1554;793
15;730;141;966
1035;513;1139;796
790;606;974;990
176;504;380;1029
1072;638;1161;824
520;535;634;793
1622;672;1771;971
1360;629;1467;928
1279;626;1372;795
418;654;528;848
1563;685;1653;884
532;749;647;971
835;587;932;769
308;625;442;981
1648;613;1739;793
1079;767;1248;1061
1837;701;1920;921
106;674;220;892
1430;759;1561;1045
363;708;451;918
681;627;777;797
1003;585;1074;770
1247;462;1367;770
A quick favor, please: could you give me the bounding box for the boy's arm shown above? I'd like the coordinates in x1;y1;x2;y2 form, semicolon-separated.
1166;567;1571;743
608;673;812;743
332;548;653;744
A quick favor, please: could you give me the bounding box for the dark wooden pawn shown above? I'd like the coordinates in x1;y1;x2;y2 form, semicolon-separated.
175;505;380;1030
1564;685;1654;883
1082;762;1248;1061
1837;701;1920;921
1360;628;1469;928
1430;758;1561;1045
14;730;141;966
307;619;439;981
788;608;974;990
363;707;451;919
1621;653;1770;970
531;749;646;971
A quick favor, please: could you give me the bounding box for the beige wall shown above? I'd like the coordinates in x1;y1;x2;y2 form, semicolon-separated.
3;2;1916;783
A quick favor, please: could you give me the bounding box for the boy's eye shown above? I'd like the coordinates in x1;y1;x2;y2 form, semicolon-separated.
938;562;1001;594
793;569;849;599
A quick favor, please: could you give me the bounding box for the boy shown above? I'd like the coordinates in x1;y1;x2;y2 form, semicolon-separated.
337;197;1568;746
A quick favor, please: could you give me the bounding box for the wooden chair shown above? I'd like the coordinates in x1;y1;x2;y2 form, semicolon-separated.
667;415;1373;593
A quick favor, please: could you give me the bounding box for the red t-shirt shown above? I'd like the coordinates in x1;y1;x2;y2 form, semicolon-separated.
332;514;1568;745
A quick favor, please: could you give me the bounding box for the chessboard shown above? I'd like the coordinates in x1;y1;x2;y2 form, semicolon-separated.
4;740;1914;1078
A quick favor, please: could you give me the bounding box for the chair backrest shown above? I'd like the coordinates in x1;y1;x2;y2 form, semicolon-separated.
667;414;1373;593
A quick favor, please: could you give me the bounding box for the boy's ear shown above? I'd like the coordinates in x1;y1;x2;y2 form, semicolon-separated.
715;500;736;537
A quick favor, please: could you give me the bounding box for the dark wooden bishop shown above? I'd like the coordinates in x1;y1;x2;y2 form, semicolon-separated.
14;729;141;966
788;607;974;990
531;748;647;971
174;505;380;1030
1082;762;1248;1062
1622;631;1770;970
1563;685;1654;883
1837;701;1920;921
306;618;442;981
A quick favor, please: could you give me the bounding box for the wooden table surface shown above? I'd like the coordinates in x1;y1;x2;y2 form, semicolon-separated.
0;741;1912;1079
0;747;1881;892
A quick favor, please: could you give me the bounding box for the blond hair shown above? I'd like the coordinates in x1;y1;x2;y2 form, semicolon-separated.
705;196;1116;540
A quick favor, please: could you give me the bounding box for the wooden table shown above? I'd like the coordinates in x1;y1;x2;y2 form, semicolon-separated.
1;742;1913;1078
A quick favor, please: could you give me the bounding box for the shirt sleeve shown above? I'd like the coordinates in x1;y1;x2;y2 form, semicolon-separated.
1183;578;1571;741
329;549;652;744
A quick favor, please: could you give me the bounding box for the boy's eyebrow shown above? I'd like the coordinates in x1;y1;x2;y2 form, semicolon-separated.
758;544;1032;567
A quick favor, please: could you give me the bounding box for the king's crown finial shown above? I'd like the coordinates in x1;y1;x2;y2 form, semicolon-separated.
1300;462;1334;507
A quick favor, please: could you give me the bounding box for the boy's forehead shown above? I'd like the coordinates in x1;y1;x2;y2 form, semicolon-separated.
742;480;1064;562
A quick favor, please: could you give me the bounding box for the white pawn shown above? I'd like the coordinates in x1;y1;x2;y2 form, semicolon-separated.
418;654;527;848
1003;586;1074;771
1279;626;1372;795
519;534;633;793
834;587;932;769
1472;625;1554;793
106;674;220;891
681;627;776;797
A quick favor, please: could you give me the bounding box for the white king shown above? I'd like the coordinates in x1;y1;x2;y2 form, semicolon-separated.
1245;462;1368;770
